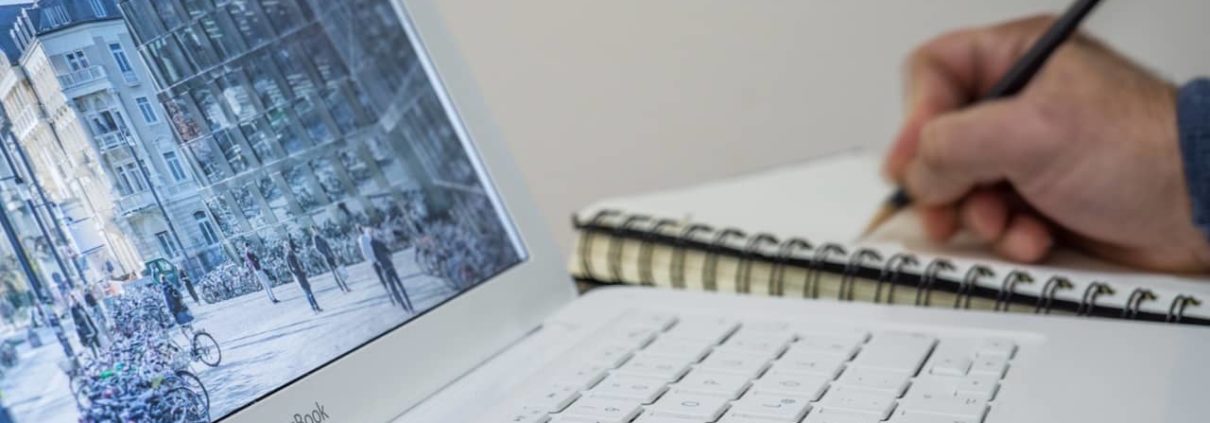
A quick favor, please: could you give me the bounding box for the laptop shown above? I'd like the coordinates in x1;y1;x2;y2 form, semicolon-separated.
10;1;1208;423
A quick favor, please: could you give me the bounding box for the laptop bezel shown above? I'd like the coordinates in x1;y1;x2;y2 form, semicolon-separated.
221;1;576;421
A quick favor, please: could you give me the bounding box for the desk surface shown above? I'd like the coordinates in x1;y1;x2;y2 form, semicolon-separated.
427;0;1210;250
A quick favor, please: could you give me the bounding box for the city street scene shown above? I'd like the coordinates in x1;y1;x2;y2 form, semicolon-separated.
0;0;525;422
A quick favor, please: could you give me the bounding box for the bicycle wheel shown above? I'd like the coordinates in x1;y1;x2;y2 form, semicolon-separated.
191;331;222;367
163;387;209;422
173;370;210;411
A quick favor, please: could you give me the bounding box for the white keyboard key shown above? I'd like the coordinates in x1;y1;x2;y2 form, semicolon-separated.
642;337;714;363
599;327;659;349
769;352;847;379
719;413;794;423
633;413;704;423
913;374;999;401
719;333;793;358
737;320;794;335
803;408;884;423
505;407;550;423
835;367;912;397
525;384;581;412
954;375;1000;400
665;317;739;344
647;391;731;421
816;386;898;420
850;332;937;374
887;410;982;423
552;364;609;390
615;310;678;331
751;371;829;400
969;356;1009;378
673;369;751;399
547;416;596;423
590;374;668;404
583;343;635;368
615;354;690;380
791;333;866;358
698;350;770;379
928;356;972;377
897;392;988;421
729;392;812;421
974;338;1016;359
561;397;641;423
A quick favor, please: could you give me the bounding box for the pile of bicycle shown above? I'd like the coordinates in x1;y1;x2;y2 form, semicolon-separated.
69;286;220;422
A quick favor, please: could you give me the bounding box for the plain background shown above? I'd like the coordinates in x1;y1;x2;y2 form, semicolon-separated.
424;0;1210;251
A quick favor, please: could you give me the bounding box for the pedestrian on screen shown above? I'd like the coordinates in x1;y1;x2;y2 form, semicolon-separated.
311;227;351;293
244;242;280;304
159;274;194;329
180;270;200;304
286;239;323;313
67;296;99;358
359;224;412;312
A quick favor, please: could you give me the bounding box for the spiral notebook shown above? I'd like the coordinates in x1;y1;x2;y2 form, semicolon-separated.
570;149;1210;326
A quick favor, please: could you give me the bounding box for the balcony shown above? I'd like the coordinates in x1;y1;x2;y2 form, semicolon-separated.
56;66;110;97
121;70;138;85
117;190;156;217
95;132;124;152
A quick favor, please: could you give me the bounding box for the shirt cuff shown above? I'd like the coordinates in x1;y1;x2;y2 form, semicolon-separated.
1179;78;1210;239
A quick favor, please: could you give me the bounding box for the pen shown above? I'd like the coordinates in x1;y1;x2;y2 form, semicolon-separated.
861;0;1105;237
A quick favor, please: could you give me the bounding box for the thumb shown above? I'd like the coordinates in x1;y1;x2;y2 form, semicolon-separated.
904;100;1041;206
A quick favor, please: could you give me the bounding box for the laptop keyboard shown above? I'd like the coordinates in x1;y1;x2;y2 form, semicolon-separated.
501;311;1016;423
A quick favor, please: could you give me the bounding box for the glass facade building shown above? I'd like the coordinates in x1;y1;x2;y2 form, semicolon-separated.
119;0;502;265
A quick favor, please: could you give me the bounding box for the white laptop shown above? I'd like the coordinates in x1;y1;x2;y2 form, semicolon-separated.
20;1;1210;423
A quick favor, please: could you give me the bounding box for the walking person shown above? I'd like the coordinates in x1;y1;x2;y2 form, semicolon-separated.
244;242;280;304
285;239;323;313
179;270;200;304
359;224;412;312
159;274;194;332
310;228;351;293
67;295;99;358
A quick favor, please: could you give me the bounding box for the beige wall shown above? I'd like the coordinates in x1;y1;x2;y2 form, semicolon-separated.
424;0;1210;251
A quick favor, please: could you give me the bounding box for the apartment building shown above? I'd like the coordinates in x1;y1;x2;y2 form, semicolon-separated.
119;0;504;261
0;0;212;281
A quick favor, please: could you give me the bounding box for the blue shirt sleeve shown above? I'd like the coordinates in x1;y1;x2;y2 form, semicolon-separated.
1179;78;1210;239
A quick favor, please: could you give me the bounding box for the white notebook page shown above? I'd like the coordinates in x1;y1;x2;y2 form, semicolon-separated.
584;149;1210;319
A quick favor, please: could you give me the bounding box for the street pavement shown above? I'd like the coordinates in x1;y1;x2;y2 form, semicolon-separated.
1;247;460;422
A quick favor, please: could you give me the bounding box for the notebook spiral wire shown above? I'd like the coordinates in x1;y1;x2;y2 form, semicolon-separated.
573;209;1204;323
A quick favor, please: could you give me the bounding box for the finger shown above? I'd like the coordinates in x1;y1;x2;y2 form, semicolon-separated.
920;205;959;243
994;213;1053;263
960;189;1010;243
904;101;1036;206
884;17;1054;181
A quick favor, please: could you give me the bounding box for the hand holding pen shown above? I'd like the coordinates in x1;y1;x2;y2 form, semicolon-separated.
875;14;1210;273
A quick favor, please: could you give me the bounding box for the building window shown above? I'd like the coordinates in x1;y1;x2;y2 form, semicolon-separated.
136;97;159;123
163;151;188;182
65;50;89;71
91;110;122;134
115;163;146;194
89;0;107;16
194;211;220;245
155;231;179;257
109;43;133;73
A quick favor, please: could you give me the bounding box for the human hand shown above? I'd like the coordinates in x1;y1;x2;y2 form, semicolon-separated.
883;15;1210;272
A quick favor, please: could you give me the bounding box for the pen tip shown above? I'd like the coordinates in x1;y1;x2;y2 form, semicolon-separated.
859;205;897;239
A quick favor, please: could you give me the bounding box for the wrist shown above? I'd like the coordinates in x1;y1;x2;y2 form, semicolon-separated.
1176;78;1210;271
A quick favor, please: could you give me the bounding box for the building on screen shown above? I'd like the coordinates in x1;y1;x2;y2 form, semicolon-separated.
0;0;213;284
117;0;506;264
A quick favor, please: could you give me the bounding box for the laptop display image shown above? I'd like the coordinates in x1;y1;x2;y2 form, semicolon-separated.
0;0;524;421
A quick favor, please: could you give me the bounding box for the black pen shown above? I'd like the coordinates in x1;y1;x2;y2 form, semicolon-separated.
861;0;1105;237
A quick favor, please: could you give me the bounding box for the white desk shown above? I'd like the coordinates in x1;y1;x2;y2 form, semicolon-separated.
427;0;1210;249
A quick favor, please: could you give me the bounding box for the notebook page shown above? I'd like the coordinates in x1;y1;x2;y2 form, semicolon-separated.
584;149;1210;319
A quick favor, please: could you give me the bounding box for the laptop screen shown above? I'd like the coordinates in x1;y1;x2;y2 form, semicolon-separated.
0;0;525;421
